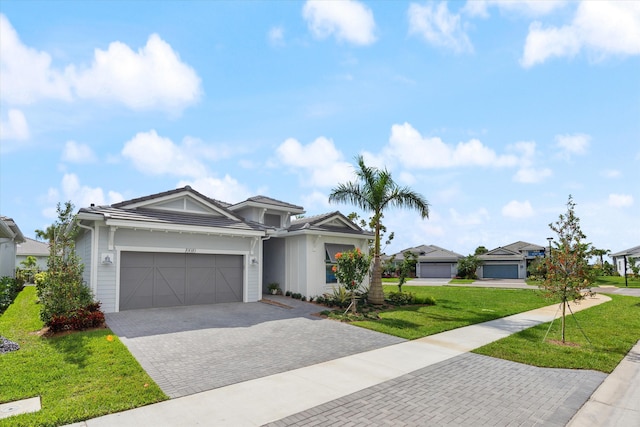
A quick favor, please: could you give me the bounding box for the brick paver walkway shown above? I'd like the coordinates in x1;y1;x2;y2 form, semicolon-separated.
265;353;606;427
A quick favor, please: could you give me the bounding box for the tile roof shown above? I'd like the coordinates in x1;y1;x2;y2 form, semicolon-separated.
17;237;50;256
242;196;304;211
79;206;266;232
288;211;371;236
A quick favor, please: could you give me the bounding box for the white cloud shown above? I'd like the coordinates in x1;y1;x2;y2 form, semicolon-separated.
507;140;552;183
62;140;97;163
383;122;518;169
555;133;590;159
274;136;353;187
522;2;640;67
450;207;490;226
302;0;376;46
122;130;208;178
0;14;72;104
268;26;285;46
601;169;621;179
0;108;29;140
71;34;201;113
513;167;552;183
300;190;332;212
0;14;201;113
464;0;567;18
44;173;123;215
177;176;251;205
608;193;634;208
408;1;473;53
502;200;535;219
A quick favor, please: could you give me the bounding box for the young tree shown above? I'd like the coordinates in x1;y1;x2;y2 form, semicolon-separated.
330;156;430;305
332;248;371;314
541;195;594;343
396;251;417;292
37;202;100;329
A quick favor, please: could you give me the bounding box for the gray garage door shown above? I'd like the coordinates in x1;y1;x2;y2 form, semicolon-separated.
483;264;518;279
120;252;243;310
419;263;451;278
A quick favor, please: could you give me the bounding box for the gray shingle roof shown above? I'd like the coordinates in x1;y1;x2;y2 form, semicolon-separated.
113;186;235;213
288;211;371;236
17;237;50;256
79;206;266;232
242;196;304;211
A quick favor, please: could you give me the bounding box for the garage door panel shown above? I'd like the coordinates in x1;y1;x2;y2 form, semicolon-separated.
187;267;216;305
420;263;451;278
484;264;518;279
216;267;243;303
155;266;186;307
120;267;154;310
120;252;243;310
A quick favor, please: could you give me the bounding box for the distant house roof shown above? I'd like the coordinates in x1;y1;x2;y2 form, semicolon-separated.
479;246;523;261
393;244;463;262
0;216;25;242
17;237;49;256
503;241;545;252
611;245;640;257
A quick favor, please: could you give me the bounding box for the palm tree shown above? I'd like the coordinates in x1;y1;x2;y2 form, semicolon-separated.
329;155;430;304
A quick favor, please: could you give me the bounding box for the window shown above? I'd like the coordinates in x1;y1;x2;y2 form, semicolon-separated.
325;243;355;283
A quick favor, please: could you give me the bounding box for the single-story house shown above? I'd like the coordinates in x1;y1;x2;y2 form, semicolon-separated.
75;186;372;313
0;216;25;278
610;245;640;276
393;245;463;278
16;237;50;271
478;241;546;279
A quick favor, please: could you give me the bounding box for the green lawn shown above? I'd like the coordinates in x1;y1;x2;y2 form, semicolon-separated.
448;278;475;284
594;275;640;288
474;294;640;373
0;287;167;427
352;285;554;340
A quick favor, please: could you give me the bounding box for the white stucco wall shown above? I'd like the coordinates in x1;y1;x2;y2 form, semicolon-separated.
0;238;17;278
286;234;369;298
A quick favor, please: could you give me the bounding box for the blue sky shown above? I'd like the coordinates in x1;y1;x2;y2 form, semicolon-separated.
1;0;638;257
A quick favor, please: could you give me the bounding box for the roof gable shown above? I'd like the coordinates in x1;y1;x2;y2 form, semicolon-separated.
288;211;370;236
230;195;304;214
113;186;240;221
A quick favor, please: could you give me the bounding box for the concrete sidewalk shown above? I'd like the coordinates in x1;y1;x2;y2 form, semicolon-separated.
65;293;632;427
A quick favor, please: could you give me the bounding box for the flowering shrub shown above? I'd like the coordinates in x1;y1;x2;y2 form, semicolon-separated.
332;248;371;313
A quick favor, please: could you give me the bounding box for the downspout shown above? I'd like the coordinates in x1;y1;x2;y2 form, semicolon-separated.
78;222;98;295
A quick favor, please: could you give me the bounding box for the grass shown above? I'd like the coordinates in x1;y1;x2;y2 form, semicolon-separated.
0;287;167;427
593;275;640;288
448;278;475;284
474;294;640;373
352;285;555;340
381;277;413;283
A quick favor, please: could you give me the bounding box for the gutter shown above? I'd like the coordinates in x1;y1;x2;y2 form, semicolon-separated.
77;222;98;295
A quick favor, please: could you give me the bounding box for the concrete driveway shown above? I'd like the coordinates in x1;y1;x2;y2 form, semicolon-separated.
105;296;405;398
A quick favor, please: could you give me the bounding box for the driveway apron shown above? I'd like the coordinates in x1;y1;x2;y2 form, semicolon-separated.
105;296;405;398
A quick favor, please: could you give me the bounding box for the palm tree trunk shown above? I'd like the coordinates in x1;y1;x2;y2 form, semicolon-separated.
369;254;384;305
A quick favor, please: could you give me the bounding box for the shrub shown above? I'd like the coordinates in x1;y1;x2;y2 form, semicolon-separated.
48;302;105;333
0;276;25;315
285;290;292;297
39;279;96;325
387;291;415;305
457;255;481;279
414;295;436;305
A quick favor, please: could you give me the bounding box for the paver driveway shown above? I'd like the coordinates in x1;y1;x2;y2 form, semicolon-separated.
105;296;405;398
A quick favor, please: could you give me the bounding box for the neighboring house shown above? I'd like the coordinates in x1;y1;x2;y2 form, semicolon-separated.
393;245;463;278
0;216;25;278
611;246;640;276
16;237;49;271
75;186;371;313
478;241;546;279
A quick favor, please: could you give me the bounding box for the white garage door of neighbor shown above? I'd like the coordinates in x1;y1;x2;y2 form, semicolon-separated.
119;252;243;310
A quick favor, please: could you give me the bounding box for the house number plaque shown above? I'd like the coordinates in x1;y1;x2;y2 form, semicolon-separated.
185;248;197;253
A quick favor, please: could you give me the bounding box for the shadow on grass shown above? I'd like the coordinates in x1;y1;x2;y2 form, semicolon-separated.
46;332;94;368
